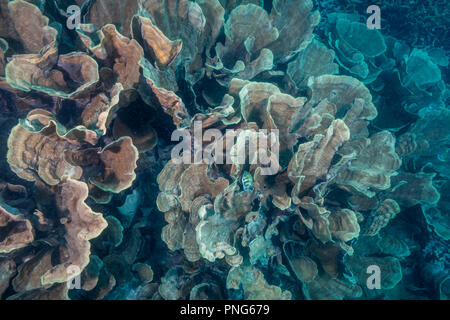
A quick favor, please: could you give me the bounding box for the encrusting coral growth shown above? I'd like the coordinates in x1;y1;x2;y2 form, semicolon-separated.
0;0;448;300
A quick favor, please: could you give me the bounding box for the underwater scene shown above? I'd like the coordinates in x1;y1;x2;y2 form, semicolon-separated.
0;0;448;301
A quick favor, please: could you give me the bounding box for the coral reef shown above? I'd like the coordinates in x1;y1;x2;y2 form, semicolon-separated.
0;0;448;301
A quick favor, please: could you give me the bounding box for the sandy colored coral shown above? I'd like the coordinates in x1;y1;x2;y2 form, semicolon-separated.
389;172;440;207
78;24;143;89
365;199;400;236
336;132;401;198
132;15;182;69
287;39;339;89
142;0;212;84
0;0;57;54
178;163;229;212
288;119;350;200
7;108;139;200
88;137;139;193
0;0;444;301
41;178;107;285
6;45;99;98
0;38;6;76
267;0;320;60
289;256;318;283
211;4;276;82
226;265;292;299
7;109;93;185
157;162;230;262
326;14;387;83
80;0;140;37
0;259;16;297
0;205;33;253
302;275;362;300
10;178;107;292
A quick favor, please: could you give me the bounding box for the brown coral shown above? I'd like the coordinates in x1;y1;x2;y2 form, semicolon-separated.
336;131;401;198
87;137;139;193
178;163;229;212
5;45;99;98
41;178;108;285
267;0;320;61
365;199;401;236
7;109;90;185
0;0;424;301
226;265;292;299
157;162;230;261
0;0;57;54
78;24;143;89
10;178;107;293
288;119;350;200
302;275;362;300
79;0;140;37
287;40;339;89
132;15;182;69
0;205;33;253
8;109;138;196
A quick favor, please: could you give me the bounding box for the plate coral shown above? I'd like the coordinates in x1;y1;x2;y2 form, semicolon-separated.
0;0;448;300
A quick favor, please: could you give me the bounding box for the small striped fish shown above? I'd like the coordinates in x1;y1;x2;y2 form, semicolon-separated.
241;171;254;192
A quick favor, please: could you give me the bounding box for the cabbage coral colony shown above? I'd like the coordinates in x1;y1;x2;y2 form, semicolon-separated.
0;0;448;300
